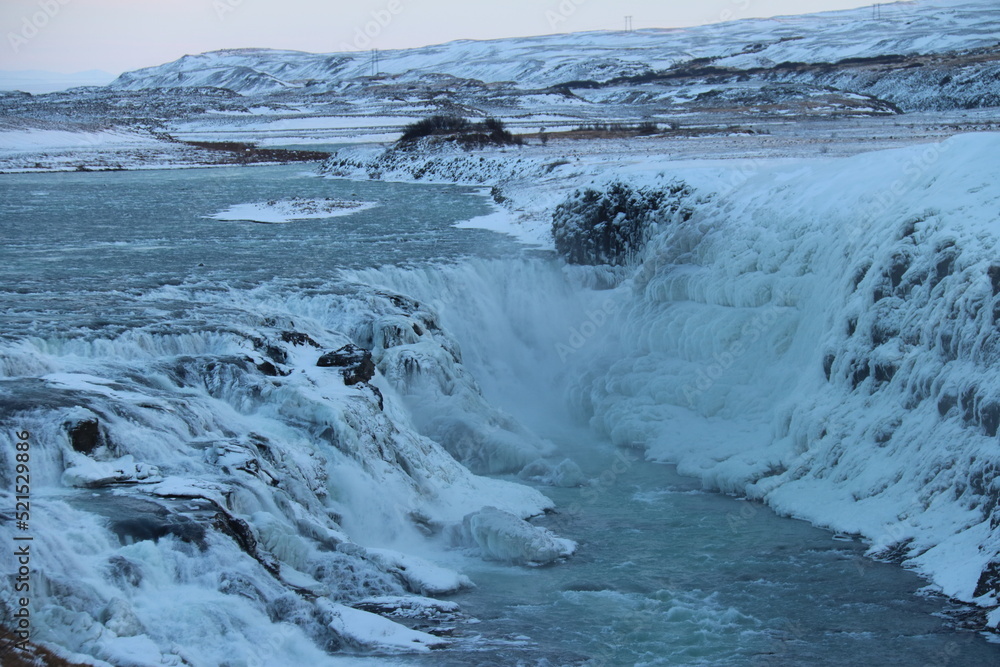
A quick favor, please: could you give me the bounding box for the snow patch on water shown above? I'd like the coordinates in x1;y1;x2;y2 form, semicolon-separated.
210;197;377;223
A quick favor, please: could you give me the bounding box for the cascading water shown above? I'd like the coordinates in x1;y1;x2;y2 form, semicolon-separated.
3;134;1000;666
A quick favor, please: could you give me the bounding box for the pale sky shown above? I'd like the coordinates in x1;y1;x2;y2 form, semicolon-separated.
1;0;885;75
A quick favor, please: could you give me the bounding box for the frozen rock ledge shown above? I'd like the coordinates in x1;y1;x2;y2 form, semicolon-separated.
453;506;577;566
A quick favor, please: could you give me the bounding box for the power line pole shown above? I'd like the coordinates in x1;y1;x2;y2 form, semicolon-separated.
625;16;633;32
371;48;380;76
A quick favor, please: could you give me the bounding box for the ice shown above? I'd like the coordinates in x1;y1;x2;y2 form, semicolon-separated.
0;276;562;663
518;458;587;488
352;596;461;620
572;133;1000;614
330;124;1000;624
5;0;1000;660
452;506;577;566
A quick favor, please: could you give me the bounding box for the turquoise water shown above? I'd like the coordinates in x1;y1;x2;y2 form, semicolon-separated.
0;165;517;339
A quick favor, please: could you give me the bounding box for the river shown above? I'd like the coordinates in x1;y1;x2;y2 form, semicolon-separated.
0;164;996;666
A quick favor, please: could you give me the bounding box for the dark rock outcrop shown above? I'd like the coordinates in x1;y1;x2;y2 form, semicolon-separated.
67;417;102;454
317;344;376;385
552;180;697;265
280;331;320;347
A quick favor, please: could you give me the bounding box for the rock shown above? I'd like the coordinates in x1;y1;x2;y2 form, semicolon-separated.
100;598;145;637
317;344;376;385
106;555;143;588
280;331;320;347
518;458;586;487
67;417;102;454
362;383;384;411
975;561;1000;598
213;510;280;576
989;266;1000;296
256;360;281;376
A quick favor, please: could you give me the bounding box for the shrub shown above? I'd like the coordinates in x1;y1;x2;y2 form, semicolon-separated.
572;122;662;135
398;115;472;142
397;115;522;147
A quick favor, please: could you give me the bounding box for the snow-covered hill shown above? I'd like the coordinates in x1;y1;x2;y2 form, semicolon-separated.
109;0;1000;94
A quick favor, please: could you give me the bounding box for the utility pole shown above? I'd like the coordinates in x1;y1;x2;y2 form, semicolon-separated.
625;16;633;32
371;49;380;76
872;3;881;20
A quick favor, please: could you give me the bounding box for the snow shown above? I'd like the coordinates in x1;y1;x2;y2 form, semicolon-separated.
4;0;1000;660
62;455;162;488
0;274;562;663
574;133;1000;613
364;548;474;596
320;601;446;653
453;207;550;248
0;128;159;152
210;198;378;223
352;595;460;619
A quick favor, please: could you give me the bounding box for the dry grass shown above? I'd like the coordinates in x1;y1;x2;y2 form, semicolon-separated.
0;626;90;667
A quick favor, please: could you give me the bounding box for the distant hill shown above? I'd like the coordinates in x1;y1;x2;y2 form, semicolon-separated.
107;0;999;95
0;69;117;94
